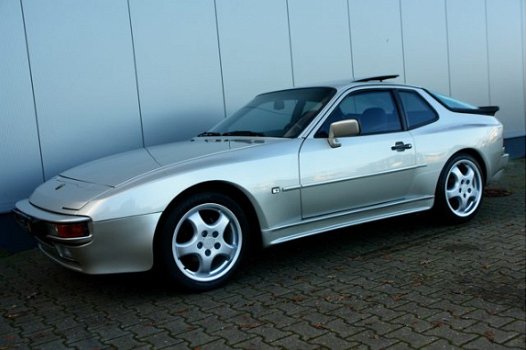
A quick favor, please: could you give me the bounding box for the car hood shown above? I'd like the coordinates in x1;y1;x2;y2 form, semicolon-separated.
30;138;265;212
61;138;262;187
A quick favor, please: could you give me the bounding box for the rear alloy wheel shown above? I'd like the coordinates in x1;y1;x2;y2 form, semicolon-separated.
160;193;248;291
435;154;484;223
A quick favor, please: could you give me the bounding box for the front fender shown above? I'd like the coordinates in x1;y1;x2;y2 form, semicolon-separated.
80;139;303;232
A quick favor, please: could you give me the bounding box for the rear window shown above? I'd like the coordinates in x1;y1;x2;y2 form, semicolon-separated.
429;91;478;110
428;91;500;116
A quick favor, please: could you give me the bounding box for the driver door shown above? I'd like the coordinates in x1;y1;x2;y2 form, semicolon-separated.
299;89;417;218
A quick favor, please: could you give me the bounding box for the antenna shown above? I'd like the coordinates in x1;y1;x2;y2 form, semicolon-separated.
354;74;399;83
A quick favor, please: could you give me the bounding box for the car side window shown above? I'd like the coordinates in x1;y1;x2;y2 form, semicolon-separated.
315;90;402;138
398;90;438;129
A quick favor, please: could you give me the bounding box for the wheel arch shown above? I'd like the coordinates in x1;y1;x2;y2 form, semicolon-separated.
448;148;487;183
152;181;263;264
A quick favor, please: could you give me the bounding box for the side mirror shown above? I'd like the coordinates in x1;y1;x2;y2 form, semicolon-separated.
328;119;360;148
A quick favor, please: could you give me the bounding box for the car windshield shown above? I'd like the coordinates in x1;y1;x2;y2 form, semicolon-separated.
203;87;336;138
429;91;478;110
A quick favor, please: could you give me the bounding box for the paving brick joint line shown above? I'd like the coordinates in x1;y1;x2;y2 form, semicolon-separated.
1;159;524;349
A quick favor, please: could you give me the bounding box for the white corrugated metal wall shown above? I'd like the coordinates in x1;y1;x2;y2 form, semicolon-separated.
1;0;525;213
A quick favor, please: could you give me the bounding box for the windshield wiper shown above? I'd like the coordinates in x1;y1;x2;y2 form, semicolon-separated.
198;130;265;137
221;131;265;137
197;131;221;137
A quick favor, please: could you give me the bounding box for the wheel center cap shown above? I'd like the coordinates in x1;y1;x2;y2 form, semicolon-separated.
203;237;215;250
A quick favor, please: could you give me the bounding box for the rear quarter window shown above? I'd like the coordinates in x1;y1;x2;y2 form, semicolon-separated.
398;90;438;129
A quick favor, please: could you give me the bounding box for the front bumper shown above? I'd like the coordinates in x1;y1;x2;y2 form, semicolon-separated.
14;200;161;274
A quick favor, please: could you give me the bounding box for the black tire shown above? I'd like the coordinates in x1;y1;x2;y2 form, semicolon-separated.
434;154;484;224
159;192;249;291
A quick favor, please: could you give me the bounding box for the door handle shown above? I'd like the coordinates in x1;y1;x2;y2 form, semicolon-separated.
391;141;412;152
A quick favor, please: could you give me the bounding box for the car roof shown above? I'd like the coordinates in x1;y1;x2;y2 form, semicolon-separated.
256;75;423;97
295;74;422;92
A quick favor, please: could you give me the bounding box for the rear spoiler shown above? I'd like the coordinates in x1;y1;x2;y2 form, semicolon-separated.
477;106;499;116
449;105;500;116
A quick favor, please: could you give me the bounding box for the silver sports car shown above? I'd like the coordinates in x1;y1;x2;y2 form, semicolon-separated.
14;75;509;291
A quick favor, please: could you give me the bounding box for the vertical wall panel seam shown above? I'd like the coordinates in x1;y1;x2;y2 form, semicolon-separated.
126;0;145;147
483;0;491;104
346;0;355;78
285;0;295;87
213;0;227;118
398;0;406;83
444;0;452;95
19;0;45;182
518;0;526;123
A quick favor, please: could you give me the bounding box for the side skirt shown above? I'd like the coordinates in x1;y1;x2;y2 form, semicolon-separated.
261;196;434;247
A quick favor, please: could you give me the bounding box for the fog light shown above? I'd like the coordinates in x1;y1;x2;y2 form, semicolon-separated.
52;223;89;238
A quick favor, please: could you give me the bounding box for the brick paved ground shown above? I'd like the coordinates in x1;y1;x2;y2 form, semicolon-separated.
1;159;524;349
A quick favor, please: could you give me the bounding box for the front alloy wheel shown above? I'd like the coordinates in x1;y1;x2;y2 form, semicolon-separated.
160;193;248;291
